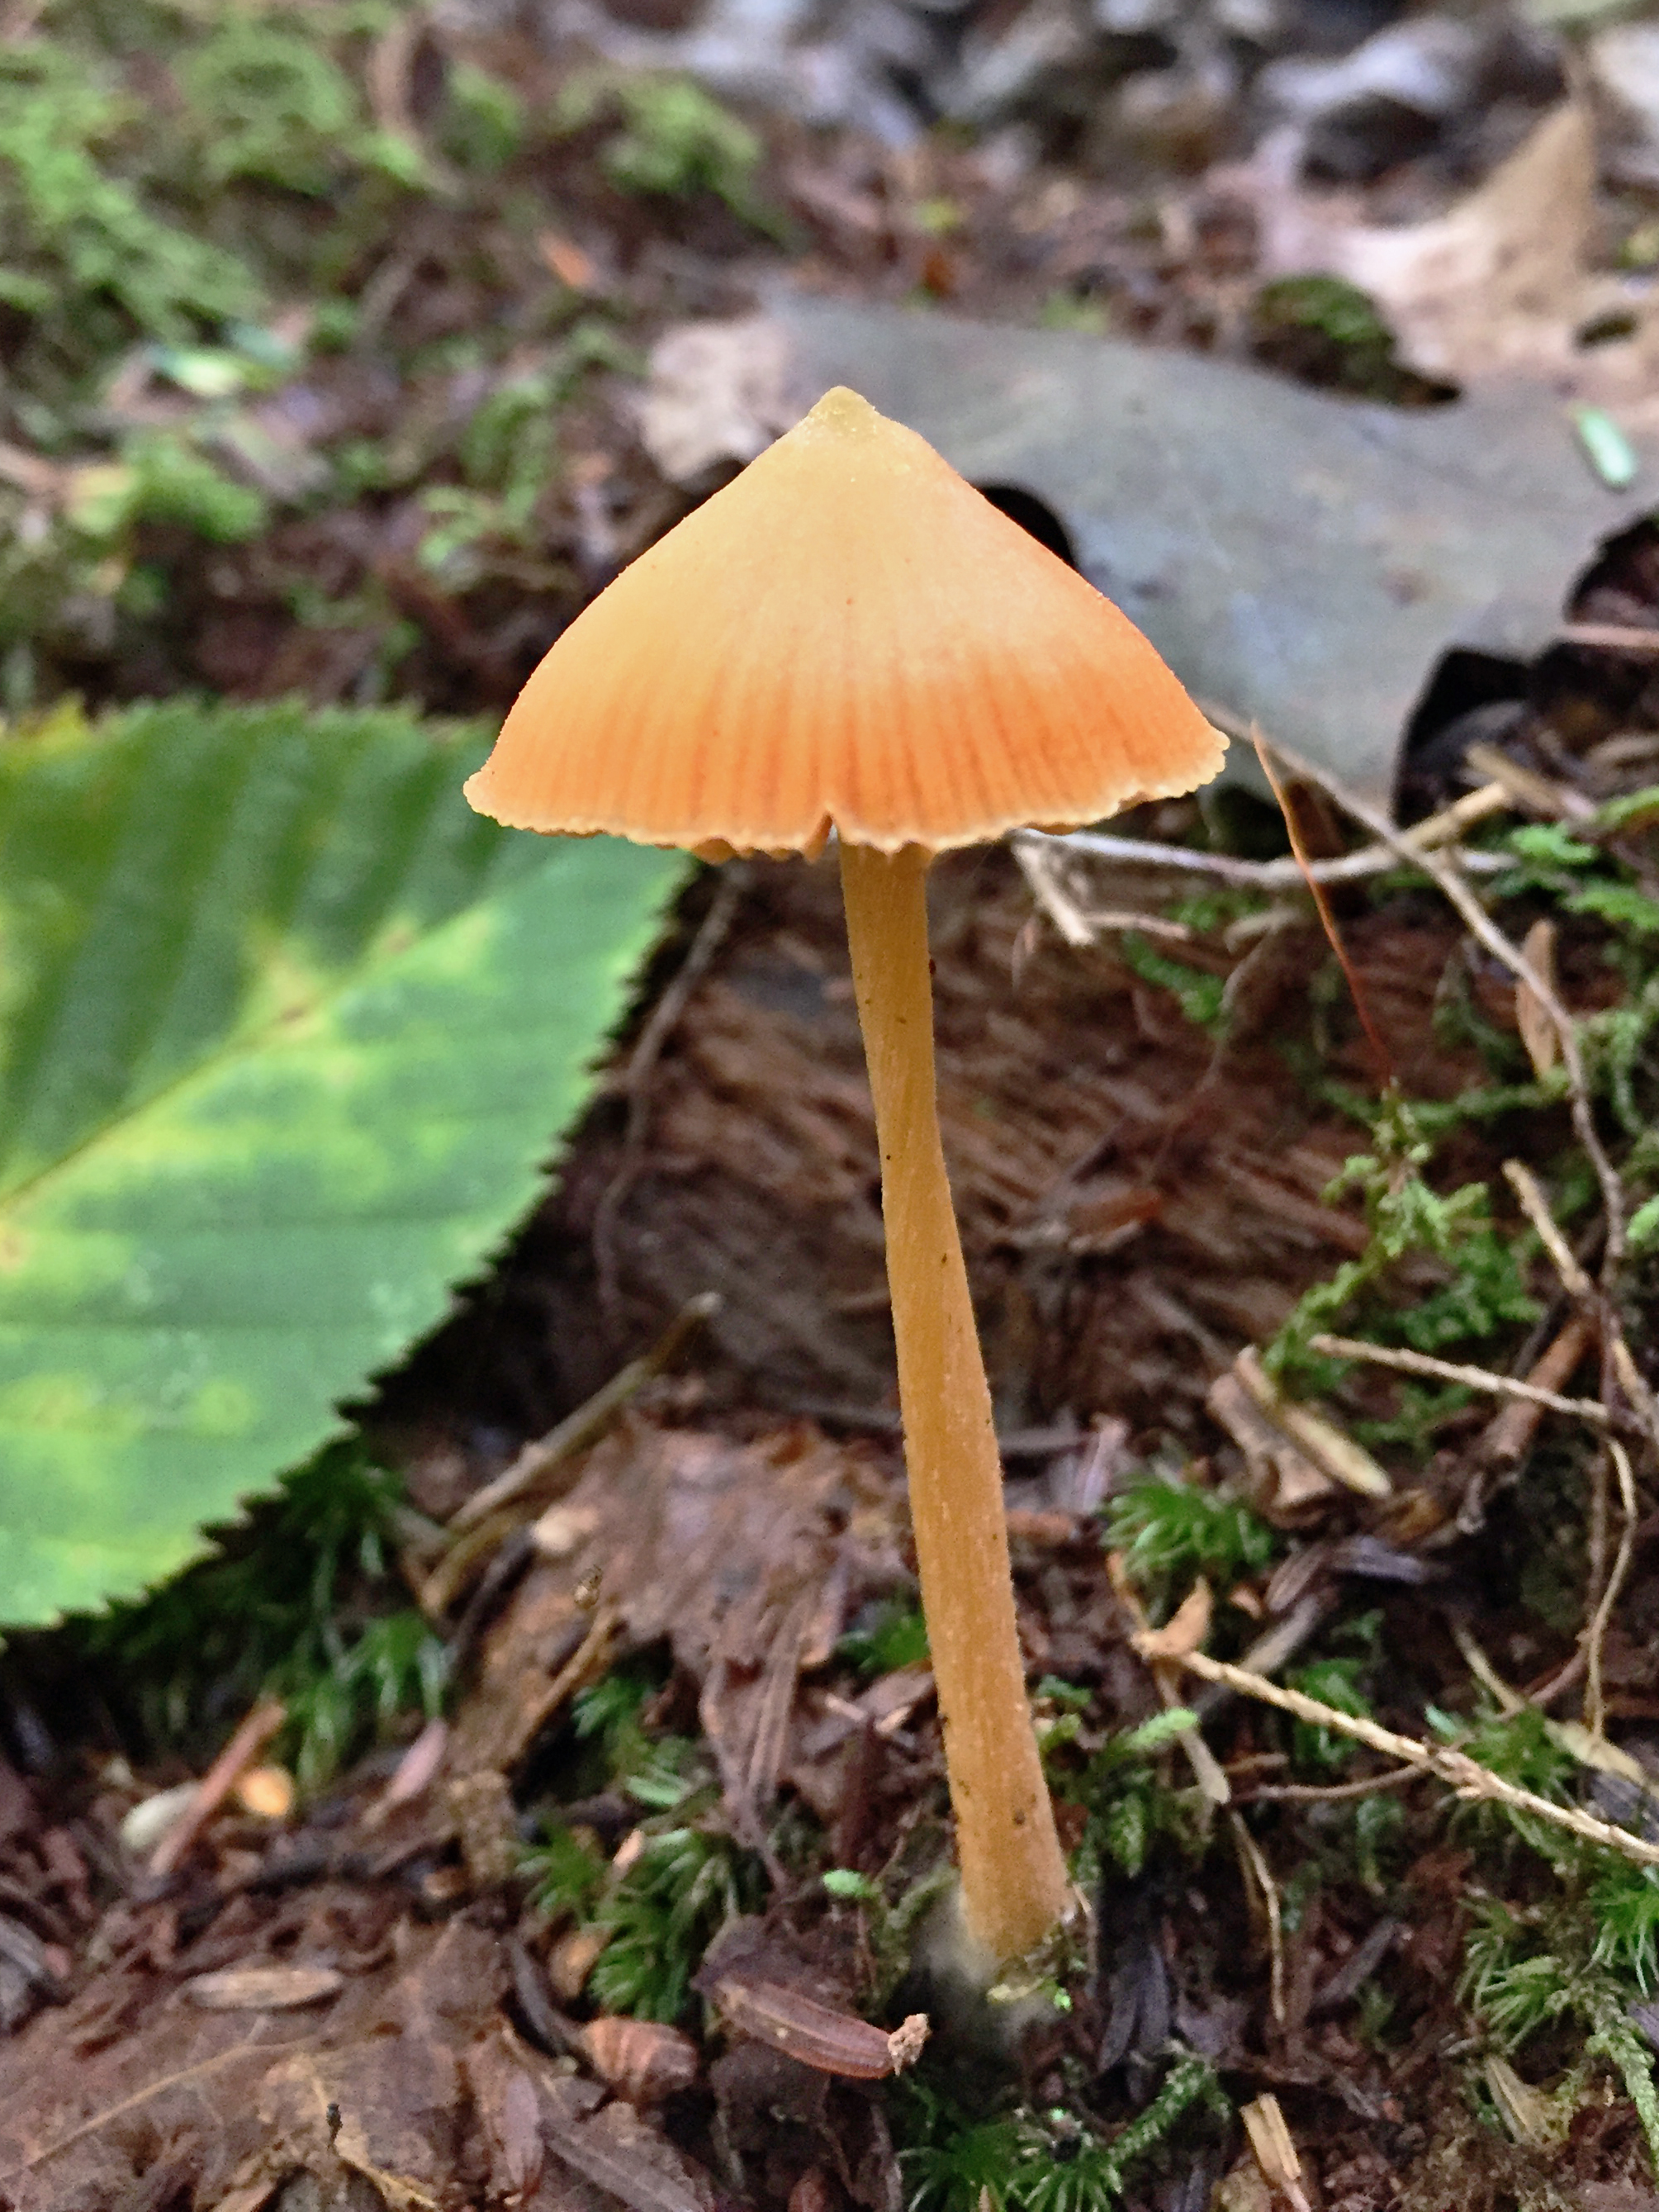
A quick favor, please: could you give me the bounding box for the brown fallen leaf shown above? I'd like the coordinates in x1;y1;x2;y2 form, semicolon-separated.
637;317;803;484
538;2071;718;2212
1134;1578;1213;1663
183;1965;343;2011
1247;102;1604;388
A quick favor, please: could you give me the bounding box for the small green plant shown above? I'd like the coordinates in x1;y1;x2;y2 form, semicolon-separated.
1248;274;1427;401
0;43;260;353
1287;1656;1372;1773
569;1663;700;1807
1116;932;1227;1032
281;1605;449;1793
1427;1704;1576;1858
839;1600;931;1676
87;431;270;544
443;62;526;173
1106;1470;1276;1606
899;2056;1229;2212
1071;1709;1202;1881
177;19;399;195
552;69;784;235
588;1824;753;2019
523;1822;607;1920
524;1813;758;2021
1463;1898;1659;2172
78;1441;447;1787
525;1658;764;2019
1266;1094;1538;1393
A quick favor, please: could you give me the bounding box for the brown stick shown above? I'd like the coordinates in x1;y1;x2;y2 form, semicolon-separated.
1309;1328;1605;1429
149;1698;287;1877
1167;1648;1659;1869
1477;1312;1601;1468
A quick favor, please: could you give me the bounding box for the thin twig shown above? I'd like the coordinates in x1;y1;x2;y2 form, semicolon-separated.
1502;1161;1594;1302
1309;1332;1613;1428
1449;1620;1526;1716
442;1290;721;1546
149;1698;286;1878
1017;828;1510;894
1586;1439;1639;1741
1108;1554;1230;1806
1468;1312;1600;1502
1254;731;1391;1084
1236;1764;1423;1804
1228;1810;1287;2029
1255;732;1628;1270
1558;622;1659;655
594;865;747;1320
1163;1646;1659;1870
1504;1166;1659;1465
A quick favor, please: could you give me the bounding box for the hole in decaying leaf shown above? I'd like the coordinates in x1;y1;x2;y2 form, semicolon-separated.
974;484;1078;569
1576;311;1639;350
1394;648;1532;824
1535;515;1659;745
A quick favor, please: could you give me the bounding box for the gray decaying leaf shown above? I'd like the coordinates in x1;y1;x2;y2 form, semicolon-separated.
656;295;1659;808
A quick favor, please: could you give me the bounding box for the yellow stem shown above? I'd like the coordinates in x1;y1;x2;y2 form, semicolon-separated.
840;840;1072;1967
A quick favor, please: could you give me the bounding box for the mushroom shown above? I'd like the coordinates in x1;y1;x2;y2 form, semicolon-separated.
464;387;1224;1972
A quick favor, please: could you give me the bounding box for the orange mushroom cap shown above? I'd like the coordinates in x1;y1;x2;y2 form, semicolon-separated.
465;386;1224;855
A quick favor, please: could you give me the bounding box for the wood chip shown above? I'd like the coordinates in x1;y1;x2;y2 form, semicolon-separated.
581;2015;700;2105
1240;2094;1311;2212
548;1925;613;2001
1235;1348;1391;1502
1515;916;1560;1075
538;231;596;290
184;1965;344;2010
233;1765;294;1820
1206;1369;1334;1520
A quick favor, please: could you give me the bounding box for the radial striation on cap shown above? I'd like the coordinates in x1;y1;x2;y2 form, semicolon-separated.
465;386;1225;856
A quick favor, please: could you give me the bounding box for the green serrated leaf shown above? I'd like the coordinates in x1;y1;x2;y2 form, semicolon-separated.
0;700;685;1623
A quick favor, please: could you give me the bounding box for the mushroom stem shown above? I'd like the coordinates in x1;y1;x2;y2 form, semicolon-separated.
840;840;1073;1969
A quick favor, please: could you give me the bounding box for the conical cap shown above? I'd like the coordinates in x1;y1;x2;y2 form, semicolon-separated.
465;387;1224;854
